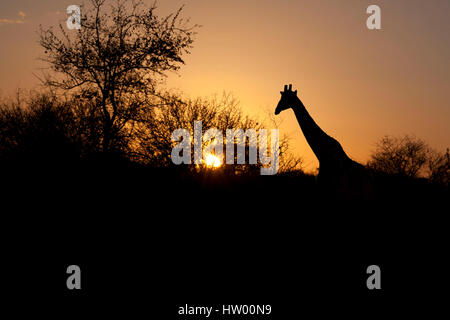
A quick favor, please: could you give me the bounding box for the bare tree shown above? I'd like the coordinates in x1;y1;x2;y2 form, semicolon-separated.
39;0;197;153
134;92;303;174
0;91;82;163
277;138;304;174
426;148;449;186
368;135;428;178
265;107;303;174
367;135;450;185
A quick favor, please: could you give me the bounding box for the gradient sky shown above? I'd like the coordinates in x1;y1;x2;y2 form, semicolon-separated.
1;0;449;170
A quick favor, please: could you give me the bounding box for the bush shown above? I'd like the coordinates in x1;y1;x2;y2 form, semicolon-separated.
368;135;449;185
0;92;81;164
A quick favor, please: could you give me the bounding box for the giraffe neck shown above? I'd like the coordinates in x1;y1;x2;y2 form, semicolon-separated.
291;99;348;165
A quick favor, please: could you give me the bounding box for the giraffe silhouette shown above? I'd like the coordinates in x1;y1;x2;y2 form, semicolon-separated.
275;84;370;196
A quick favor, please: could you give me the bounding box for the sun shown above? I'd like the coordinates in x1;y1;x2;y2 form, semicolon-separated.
205;154;222;168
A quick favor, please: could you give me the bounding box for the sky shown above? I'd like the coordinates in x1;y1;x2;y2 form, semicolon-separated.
0;0;449;171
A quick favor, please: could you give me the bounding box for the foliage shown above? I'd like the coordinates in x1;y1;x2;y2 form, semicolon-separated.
133;92;303;174
39;0;197;152
368;135;449;185
0;91;303;175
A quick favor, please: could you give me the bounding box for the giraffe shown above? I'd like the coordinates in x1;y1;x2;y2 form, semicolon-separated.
275;84;369;196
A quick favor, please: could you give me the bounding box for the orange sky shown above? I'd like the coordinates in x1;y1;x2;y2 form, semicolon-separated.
1;0;449;170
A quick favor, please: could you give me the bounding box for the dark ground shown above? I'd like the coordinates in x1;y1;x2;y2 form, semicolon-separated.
1;158;448;318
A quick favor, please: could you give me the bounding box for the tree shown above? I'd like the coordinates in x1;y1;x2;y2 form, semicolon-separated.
368;135;449;186
368;135;428;178
0;91;81;164
426;148;449;186
133;92;303;174
39;0;197;153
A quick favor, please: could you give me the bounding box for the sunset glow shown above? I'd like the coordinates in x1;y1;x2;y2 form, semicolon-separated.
0;1;447;304
205;154;222;168
0;0;448;171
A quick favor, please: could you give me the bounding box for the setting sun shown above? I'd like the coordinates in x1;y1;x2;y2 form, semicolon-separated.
205;154;222;168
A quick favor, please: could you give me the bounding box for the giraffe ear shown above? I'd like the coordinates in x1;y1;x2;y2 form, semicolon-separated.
294;90;298;95
280;91;283;95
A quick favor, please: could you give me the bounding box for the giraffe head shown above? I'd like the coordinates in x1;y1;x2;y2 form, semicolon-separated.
275;84;299;115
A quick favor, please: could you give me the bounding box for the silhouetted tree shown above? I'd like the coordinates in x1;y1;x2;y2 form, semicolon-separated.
368;135;449;185
368;135;428;178
39;0;197;153
0;91;81;165
0;89;302;175
134;92;303;174
426;148;449;186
